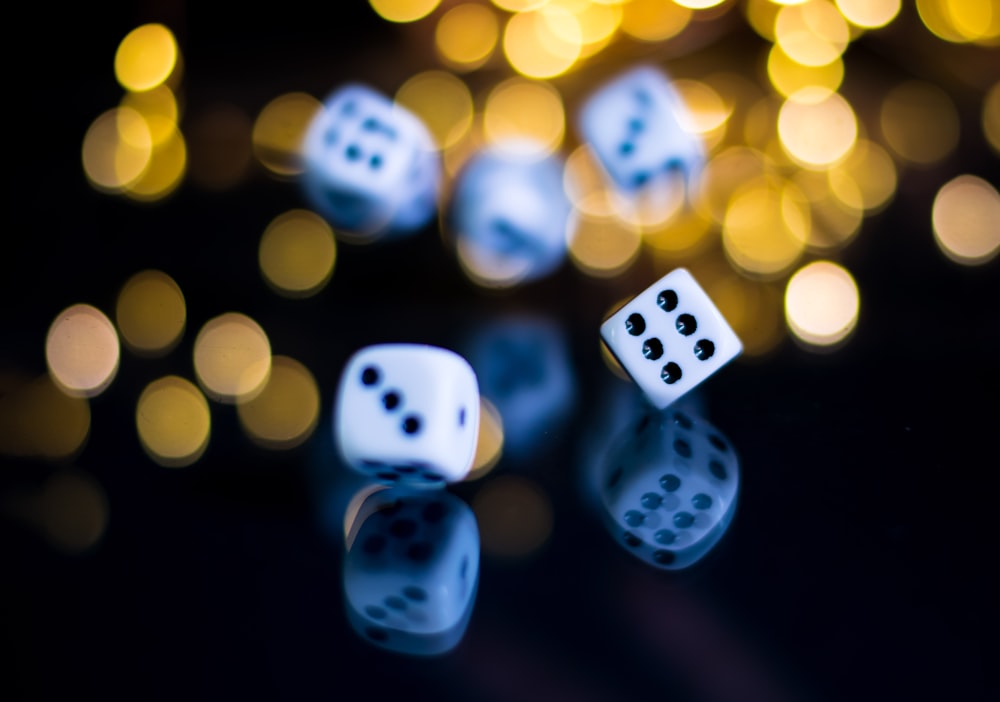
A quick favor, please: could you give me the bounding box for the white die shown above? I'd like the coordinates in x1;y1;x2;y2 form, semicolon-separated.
601;268;741;409
448;142;573;287
342;486;480;656
334;344;480;485
300;84;440;240
598;408;739;570
577;65;703;199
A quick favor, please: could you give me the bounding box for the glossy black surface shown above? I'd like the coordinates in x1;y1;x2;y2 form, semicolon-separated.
3;4;998;702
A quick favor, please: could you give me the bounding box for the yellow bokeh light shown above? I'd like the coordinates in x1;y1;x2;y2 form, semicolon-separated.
708;274;786;357
492;0;548;13
472;475;553;559
778;89;857;169
0;373;90;461
115;23;178;92
694;146;771;224
722;177;809;278
466;398;505;481
784;260;860;348
984;82;1000;154
252;92;322;177
81;107;153;192
880;80;960;166
835;0;901;28
674;0;726;8
116;270;186;356
46;304;120;398
187;103;254;191
775;0;850;67
436;3;499;70
918;0;1000;44
744;0;781;40
237;356;321;449
39;469;109;554
369;0;441;23
672;79;732;145
124;118;187;201
395;71;474;149
567;211;642;277
136;375;211;467
193;313;272;403
767;44;844;98
121;85;179;146
503;7;581;79
826;138;897;213
932;174;1000;265
483;78;565;156
571;0;623;47
643;207;715;259
620;0;691;41
793;170;863;250
259;209;337;297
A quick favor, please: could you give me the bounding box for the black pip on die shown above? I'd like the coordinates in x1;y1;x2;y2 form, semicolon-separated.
334;344;481;486
601;268;742;409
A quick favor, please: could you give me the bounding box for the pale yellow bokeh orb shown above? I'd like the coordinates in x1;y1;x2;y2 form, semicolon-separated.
259;210;337;297
116;270;186;355
137;376;211;467
237;356;321;449
46;304;120;398
784;260;860;348
932;174;1000;265
193;313;272;403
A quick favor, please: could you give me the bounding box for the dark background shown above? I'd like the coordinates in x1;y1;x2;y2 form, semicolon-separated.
2;2;998;701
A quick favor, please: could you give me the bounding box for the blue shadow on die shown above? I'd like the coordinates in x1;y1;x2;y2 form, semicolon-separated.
594;406;739;571
577;65;704;203
300;83;441;242
342;486;480;656
448;141;573;288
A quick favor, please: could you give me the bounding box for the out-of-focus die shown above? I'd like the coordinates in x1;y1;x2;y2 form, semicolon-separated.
334;344;480;485
343;486;480;656
598;408;739;570
300;83;440;240
448;142;573;287
601;268;741;409
577;65;703;200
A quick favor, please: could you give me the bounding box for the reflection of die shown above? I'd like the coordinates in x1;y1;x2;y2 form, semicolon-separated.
577;65;703;199
342;487;480;656
448;142;572;287
601;268;741;409
300;84;440;240
334;344;480;486
598;408;739;570
461;314;576;460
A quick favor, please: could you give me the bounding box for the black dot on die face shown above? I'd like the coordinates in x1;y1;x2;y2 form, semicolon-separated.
693;339;715;361
709;459;728;480
376;471;398;482
625;313;646;336
654;529;676;544
692;493;712;510
389;519;417;539
709;435;728;452
421;471;445;484
369;154;382;170
346;144;362;161
394;465;416;474
653;549;676;565
673;439;692;459
458;408;466;426
676;313;697;336
402;415;422;435
640;492;662;509
407;542;433;562
657;289;678;312
661;362;683;385
365;605;387;620
382;391;401;410
362;534;386;555
619;141;634;156
361;366;380;386
624;510;644;527
403;585;427;601
660;474;681;492
365;627;388;642
385;596;407;611
623;532;642;548
642;337;664;361
673;412;693;429
422;501;446;524
673;512;694;529
635;415;650;435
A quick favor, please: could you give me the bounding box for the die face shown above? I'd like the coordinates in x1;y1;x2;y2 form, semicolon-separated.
334;344;480;485
598;408;739;570
343;487;480;656
577;65;703;198
301;84;440;238
450;144;572;286
601;268;742;409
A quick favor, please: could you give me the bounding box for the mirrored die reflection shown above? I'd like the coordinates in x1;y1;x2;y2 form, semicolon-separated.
447;141;573;288
342;485;480;656
590;405;739;571
460;314;577;462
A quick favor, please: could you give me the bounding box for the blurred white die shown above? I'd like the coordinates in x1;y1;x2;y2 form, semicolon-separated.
300;83;440;240
448;142;573;287
343;486;480;656
601;268;741;409
577;65;703;199
598;408;739;570
334;344;480;485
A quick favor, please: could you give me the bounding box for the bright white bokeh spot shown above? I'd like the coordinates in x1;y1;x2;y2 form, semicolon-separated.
785;260;860;348
46;304;120;398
